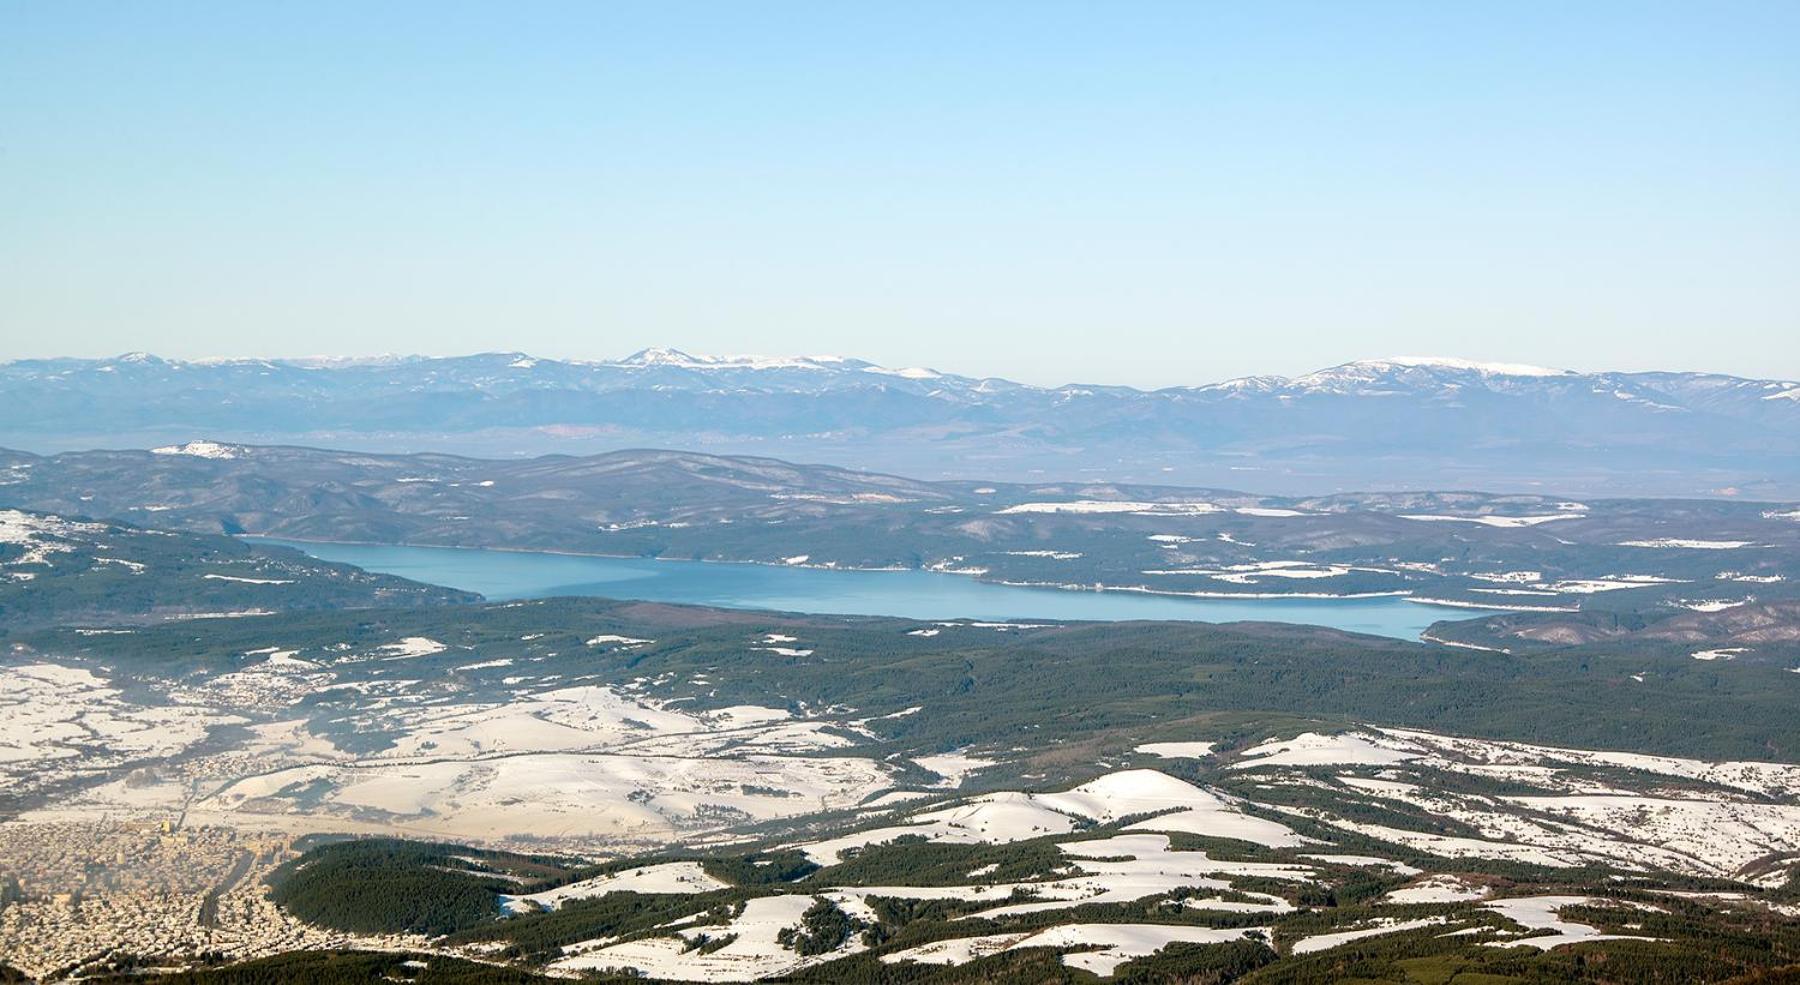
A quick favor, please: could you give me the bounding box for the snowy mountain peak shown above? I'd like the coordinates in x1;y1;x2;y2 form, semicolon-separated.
1280;357;1579;394
1374;356;1573;377
617;346;703;367
864;364;943;380
150;440;243;460
1196;374;1287;394
1302;357;1575;383
1202;357;1576;396
612;348;860;372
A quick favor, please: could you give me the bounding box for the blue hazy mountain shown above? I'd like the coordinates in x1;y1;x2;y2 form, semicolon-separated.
2;350;1796;496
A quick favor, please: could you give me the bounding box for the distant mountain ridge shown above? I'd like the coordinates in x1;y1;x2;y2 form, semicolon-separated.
3;350;1796;496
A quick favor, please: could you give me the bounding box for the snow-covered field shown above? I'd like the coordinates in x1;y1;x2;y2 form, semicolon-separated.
1399;513;1583;527
1480;896;1658;949
10;648;897;849
1289;916;1448;955
554;894;844;980
516;719;1800;981
22;630;1800;889
501;861;727;913
543;783;1313;979
0;663;235;797
1226;727;1800;883
1141;560;1362;582
0;510;110;569
167;679;897;843
886;924;1261;976
797;769;1306;866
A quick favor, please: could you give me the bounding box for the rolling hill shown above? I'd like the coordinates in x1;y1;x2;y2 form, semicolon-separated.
0;508;475;630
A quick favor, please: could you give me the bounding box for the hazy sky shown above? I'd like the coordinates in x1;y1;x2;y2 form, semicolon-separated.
3;2;1796;387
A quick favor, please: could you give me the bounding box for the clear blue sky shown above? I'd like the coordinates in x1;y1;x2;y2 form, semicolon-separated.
3;1;1795;386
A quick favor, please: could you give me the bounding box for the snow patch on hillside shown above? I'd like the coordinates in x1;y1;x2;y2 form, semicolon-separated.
151;440;242;459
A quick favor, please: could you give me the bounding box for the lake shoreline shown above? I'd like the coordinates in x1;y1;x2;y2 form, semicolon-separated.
246;533;1488;608
252;536;1509;641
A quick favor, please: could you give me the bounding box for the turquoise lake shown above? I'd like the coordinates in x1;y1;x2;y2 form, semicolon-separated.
262;539;1484;641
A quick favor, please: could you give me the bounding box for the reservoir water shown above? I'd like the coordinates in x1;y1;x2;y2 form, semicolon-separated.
263;539;1482;641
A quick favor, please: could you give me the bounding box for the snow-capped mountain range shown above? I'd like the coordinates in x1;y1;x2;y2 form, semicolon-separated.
2;349;1796;496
